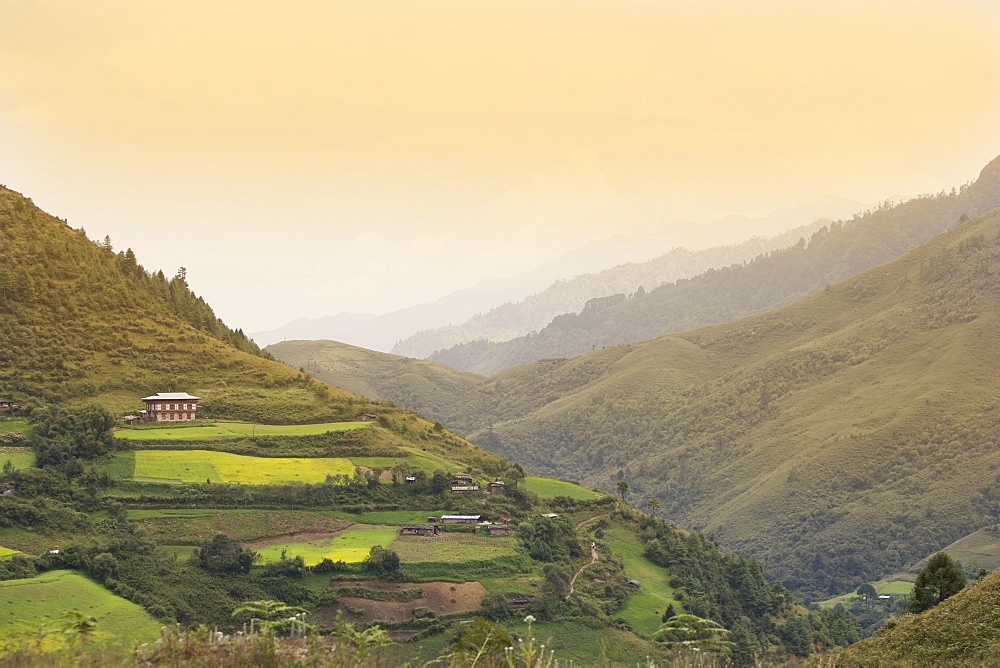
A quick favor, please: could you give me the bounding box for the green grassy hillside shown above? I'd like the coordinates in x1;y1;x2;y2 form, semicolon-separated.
265;339;487;428
0;186;390;424
429;155;1000;374
0;570;160;648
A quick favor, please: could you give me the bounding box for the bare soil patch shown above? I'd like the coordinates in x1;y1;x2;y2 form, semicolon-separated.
314;580;487;624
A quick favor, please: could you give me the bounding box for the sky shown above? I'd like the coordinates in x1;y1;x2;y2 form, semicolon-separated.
2;0;1000;332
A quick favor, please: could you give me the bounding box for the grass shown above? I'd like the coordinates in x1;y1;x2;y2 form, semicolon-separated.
0;447;34;470
0;547;21;559
602;526;679;637
254;525;397;566
0;420;29;434
126;509;351;543
0;570;161;648
933;525;1000;574
131;450;354;484
390;532;519;563
0;528;92;555
350;454;451;473
508;619;660;665
159;545;198;560
333;509;451;526
523;476;602;500
115;420;370;441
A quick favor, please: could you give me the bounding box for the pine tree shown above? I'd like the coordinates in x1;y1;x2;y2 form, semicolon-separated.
908;552;965;613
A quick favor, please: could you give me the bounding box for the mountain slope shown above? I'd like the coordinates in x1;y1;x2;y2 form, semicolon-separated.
475;204;1000;598
270;201;1000;600
428;158;1000;374
392;219;831;359
265;339;488;429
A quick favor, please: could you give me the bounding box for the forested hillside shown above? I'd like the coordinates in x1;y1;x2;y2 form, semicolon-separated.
429;156;1000;374
0;186;404;425
392;219;829;359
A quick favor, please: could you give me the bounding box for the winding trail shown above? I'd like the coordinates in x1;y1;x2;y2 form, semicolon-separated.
566;514;608;599
574;513;608;530
567;542;599;599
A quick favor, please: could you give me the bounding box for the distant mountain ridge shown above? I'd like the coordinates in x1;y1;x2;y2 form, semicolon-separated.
252;195;863;351
391;218;832;359
428;160;1000;375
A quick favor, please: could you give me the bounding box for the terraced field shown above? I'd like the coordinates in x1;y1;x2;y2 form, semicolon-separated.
391;532;519;563
0;571;160;648
523;476;603;500
252;525;398;565
0;547;21;559
126;509;353;543
131;450;354;484
115;420;370;441
0;447;33;471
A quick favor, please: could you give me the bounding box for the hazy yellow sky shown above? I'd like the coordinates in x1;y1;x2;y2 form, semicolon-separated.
2;0;1000;332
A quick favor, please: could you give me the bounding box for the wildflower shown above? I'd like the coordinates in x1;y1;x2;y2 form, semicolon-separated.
524;615;536;623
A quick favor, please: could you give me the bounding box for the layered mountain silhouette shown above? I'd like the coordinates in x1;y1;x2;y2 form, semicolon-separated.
427;160;1000;374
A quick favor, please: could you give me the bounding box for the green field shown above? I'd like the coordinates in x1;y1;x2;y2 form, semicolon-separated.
391;532;519;563
0;419;29;434
523;476;602;500
132;450;354;484
115;420;370;441
0;547;21;559
350;453;452;472
0;447;34;471
603;526;680;636
255;525;397;565
0;571;160;648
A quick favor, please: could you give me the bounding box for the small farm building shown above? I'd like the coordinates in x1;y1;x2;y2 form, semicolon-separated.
405;476;417;483
487;524;510;536
626;579;641;588
400;525;439;536
510;596;532;608
0;399;14;411
452;474;474;484
540;513;559;519
355;413;378;421
441;515;481;524
140;393;200;423
451;485;481;493
486;481;505;494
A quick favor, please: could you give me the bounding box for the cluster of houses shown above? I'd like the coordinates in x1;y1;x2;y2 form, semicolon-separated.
398;512;511;538
0;399;21;414
450;473;505;495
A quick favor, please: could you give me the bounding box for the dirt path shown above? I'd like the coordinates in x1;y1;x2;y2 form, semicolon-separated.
567;541;599;599
574;513;607;530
